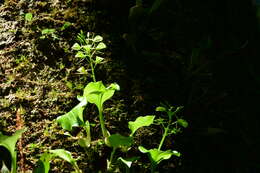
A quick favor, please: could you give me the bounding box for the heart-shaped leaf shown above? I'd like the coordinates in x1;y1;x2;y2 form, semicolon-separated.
83;82;118;110
128;115;155;136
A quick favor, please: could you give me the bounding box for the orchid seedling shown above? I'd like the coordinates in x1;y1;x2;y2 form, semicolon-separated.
138;104;188;173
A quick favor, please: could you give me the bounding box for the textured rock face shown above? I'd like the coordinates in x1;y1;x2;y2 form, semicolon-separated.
0;8;18;48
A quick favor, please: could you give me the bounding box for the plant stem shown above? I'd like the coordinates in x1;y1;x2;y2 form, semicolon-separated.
98;107;108;138
108;147;116;169
158;124;170;151
90;59;96;82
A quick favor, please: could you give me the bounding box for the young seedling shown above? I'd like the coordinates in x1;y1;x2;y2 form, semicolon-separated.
138;104;188;173
33;149;81;173
106;115;155;171
0;129;26;173
83;81;120;139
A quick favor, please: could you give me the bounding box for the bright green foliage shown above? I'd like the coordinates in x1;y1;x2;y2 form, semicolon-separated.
107;134;133;169
33;152;52;173
83;82;119;110
138;104;187;172
138;146;180;171
40;28;58;40
33;149;81;173
0;129;26;173
25;13;33;21
128;115;155;136
83;81;119;139
72;31;107;82
57;99;87;131
118;156;140;169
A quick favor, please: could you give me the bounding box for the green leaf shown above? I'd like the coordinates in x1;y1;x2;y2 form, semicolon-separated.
33;152;53;173
61;22;72;31
128;115;155;136
49;149;76;165
118;156;140;168
108;134;133;149
96;42;106;50
25;13;33;21
83;82;118;110
75;51;86;58
56;103;86;131
82;45;91;55
77;66;88;75
95;56;104;64
177;119;188;128
41;29;55;35
155;106;167;112
138;146;180;166
0;129;26;173
108;83;120;91
93;35;103;42
72;43;81;51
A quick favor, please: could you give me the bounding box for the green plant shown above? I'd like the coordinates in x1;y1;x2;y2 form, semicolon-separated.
106;115;155;170
33;149;81;173
72;31;106;82
138;104;188;173
40;28;59;40
0;129;26;173
25;13;33;22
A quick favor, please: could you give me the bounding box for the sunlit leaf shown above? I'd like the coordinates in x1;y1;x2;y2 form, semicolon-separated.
82;45;91;54
49;149;76;165
96;42;106;50
118;156;140;168
75;51;86;58
95;56;104;64
33;152;53;173
25;13;33;21
72;43;81;51
56;103;85;131
93;35;103;42
138;146;180;166
128;115;155;136
108;134;133;149
41;29;55;35
155;106;167;112
0;129;26;173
